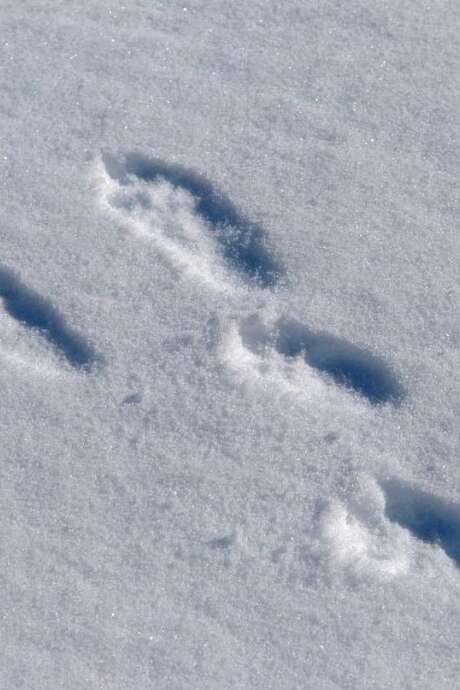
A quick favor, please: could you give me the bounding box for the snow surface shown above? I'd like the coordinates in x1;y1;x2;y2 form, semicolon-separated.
1;1;460;688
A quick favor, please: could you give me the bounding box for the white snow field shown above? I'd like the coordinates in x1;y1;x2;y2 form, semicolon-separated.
1;1;460;688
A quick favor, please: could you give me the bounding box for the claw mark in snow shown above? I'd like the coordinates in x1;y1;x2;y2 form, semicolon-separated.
0;266;98;370
95;151;282;288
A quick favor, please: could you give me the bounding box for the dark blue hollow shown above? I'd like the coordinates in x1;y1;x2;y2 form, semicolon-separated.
383;479;460;566
275;317;405;405
103;152;283;289
0;266;98;370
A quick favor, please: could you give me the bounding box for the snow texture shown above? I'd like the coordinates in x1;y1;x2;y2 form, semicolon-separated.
1;1;460;688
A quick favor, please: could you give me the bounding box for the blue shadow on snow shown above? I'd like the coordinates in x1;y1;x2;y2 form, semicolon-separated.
0;266;98;370
240;314;405;406
382;478;460;566
102;151;283;289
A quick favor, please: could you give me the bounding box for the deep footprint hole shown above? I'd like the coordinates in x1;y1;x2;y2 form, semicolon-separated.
276;318;404;405
240;315;405;406
102;151;283;288
382;478;460;566
0;266;99;370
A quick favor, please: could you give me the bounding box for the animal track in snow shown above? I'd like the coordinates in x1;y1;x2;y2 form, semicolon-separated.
221;313;404;406
95;151;282;289
382;478;460;567
0;266;98;371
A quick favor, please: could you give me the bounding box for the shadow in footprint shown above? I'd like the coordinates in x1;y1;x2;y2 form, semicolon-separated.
0;266;98;370
240;315;404;405
382;478;460;566
102;151;283;288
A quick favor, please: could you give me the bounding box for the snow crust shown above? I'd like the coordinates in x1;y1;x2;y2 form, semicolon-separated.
1;1;460;688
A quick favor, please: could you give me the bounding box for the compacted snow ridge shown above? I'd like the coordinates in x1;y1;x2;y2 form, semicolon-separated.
1;2;460;689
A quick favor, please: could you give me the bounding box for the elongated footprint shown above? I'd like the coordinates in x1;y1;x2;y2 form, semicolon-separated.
220;313;405;406
94;151;282;289
0;266;98;373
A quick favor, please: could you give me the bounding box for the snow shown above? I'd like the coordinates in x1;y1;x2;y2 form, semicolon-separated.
1;1;460;688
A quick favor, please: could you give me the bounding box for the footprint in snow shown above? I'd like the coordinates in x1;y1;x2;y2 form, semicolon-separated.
95;151;282;289
93;150;405;407
319;477;410;579
322;476;460;577
0;266;99;374
382;478;460;567
220;313;404;406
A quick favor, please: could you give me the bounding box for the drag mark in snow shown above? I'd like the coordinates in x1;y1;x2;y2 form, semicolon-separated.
228;314;404;406
95;151;282;289
0;266;98;370
382;478;460;566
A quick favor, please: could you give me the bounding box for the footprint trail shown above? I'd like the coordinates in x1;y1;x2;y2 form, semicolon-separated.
94;151;405;407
